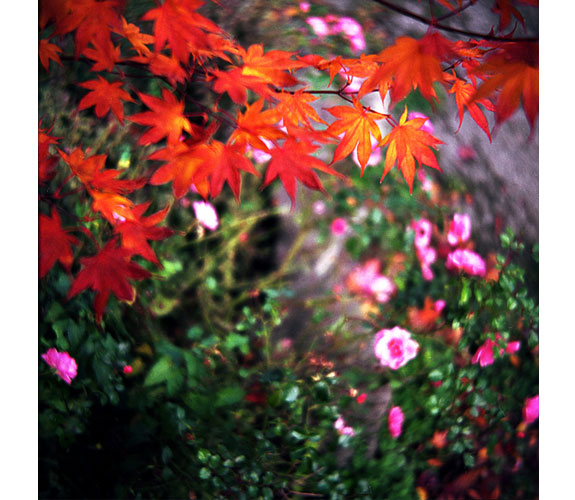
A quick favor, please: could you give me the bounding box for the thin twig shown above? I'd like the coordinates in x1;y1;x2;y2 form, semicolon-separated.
370;0;537;42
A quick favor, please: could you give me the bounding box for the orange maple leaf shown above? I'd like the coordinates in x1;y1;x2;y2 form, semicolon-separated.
78;76;135;125
39;39;63;71
360;32;454;105
39;207;80;278
379;106;444;193
131;53;188;88
113;202;174;265
262;137;345;207
448;75;495;142
68;238;151;323
325;98;384;174
117;16;154;57
471;42;538;130
209;67;272;104
228;99;285;151
239;44;306;88
128;89;193;146
273;90;327;134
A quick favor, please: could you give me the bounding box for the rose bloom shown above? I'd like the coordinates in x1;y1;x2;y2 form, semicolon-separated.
472;333;521;367
312;200;326;215
374;327;419;370
446;249;486;277
370;275;395;303
523;395;539;425
334;415;355;436
299;1;310;12
447;213;472;246
388;406;404;438
193;201;219;231
42;348;78;384
411;219;433;249
306;17;330;37
330;217;348;236
407;111;434;134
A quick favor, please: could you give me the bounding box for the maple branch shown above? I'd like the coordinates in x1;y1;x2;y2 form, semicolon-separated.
370;0;538;42
434;0;477;22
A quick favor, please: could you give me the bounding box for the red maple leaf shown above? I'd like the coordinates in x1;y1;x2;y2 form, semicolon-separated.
39;207;80;278
273;90;328;134
207;140;259;201
128;89;193;146
39;39;63;71
379;106;444;193
78;76;135;125
113;202;174;265
39;122;60;184
238;44;306;88
262;137;345;207
68;238;151;323
209;67;272;104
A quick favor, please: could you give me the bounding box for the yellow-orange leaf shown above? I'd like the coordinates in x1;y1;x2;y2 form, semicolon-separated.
325;98;384;174
379;106;444;193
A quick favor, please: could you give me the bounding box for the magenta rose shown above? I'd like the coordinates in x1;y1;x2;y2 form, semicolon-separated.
374;327;419;370
42;348;78;384
388;406;404;438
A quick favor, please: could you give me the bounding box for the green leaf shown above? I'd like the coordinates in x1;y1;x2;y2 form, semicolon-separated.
284;384;300;403
215;386;245;407
144;356;173;387
223;332;250;355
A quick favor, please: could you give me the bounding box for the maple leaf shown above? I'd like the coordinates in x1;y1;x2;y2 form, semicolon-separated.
471;42;538;130
68;238;151;323
128;89;193;146
89;190;136;224
262;137;345;207
379;106;444;193
325;98;384;174
207;140;260;201
39;39;63;71
54;0;122;59
117;16;154;57
142;0;223;63
273;90;327;134
209;67;272;104
149;141;213;199
239;44;306;88
39;207;80;278
58;148;145;194
83;38;121;72
78;76;134;125
448;74;496;141
228;99;284;151
360;32;454;105
130;54;188;88
492;0;526;32
113;202;174;265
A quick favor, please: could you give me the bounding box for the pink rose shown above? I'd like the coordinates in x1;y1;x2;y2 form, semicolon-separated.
523;395;539;425
407;111;434;134
447;213;472;246
346;260;395;302
334;17;362;37
434;300;446;313
42;348;78;384
446;249;486;277
374;327;419;370
352;145;381;168
299;1;310;12
370;275;395;303
472;334;521;367
193;201;219;231
306;17;330;37
334;415;355;436
411;219;433;249
330;217;348;236
349;34;366;52
312;200;326;215
388;406;404;438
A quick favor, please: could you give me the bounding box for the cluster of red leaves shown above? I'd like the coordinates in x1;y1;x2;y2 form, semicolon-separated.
39;0;538;323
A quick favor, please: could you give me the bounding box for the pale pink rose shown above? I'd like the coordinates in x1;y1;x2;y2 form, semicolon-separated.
299;1;310;12
42;348;78;384
334;415;355;436
349;34;366;52
306;17;330;37
407;111;434;134
352;145;381;167
374;327;419;370
447;213;472;246
417;246;437;281
331;217;348;236
411;219;433;249
523;395;539;425
417;170;433;192
446;249;486;277
421;266;434;281
312;200;326;215
334;17;362;37
193;201;219;231
346;259;380;294
370;275;395;303
388;406;404;438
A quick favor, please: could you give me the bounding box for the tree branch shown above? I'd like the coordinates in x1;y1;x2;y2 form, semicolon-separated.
370;0;537;42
